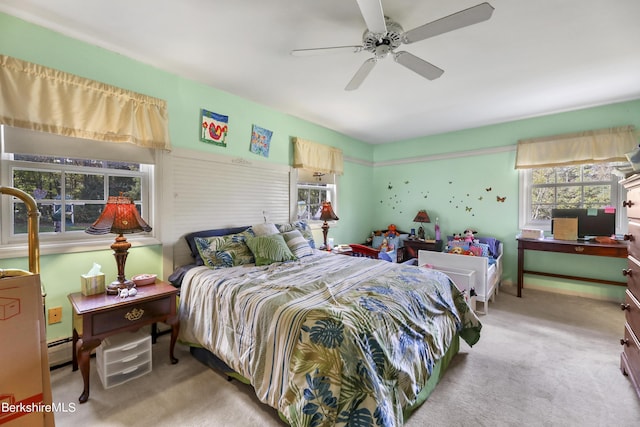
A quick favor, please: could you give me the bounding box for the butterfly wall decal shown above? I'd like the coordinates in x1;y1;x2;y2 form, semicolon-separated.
496;196;506;202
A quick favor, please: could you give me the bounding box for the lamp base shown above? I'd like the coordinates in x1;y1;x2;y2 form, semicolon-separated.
106;279;135;295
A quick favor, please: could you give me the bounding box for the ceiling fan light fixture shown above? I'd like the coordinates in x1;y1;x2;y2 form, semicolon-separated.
293;0;494;90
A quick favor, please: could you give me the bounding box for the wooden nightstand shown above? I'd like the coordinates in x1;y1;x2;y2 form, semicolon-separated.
68;281;179;403
403;239;444;260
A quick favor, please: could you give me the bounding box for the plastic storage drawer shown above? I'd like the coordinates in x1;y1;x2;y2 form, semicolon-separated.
97;330;152;389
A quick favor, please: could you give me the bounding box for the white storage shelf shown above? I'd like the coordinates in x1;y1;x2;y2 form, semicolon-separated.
97;330;152;389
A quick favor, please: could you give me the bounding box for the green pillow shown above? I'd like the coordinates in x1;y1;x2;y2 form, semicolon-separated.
246;234;297;266
194;233;254;269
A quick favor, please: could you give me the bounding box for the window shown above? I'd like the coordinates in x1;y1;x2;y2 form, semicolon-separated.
519;161;627;232
0;125;156;254
9;155;148;237
296;170;337;224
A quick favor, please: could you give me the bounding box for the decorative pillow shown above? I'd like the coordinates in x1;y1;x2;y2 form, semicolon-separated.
277;220;316;249
468;245;483;257
372;235;385;249
246;234;297;266
194;233;254;269
251;222;279;237
476;237;500;257
281;230;313;258
184;226;250;266
471;242;491;257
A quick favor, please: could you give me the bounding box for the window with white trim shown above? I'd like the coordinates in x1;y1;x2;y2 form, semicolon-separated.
296;169;337;224
0;125;155;249
519;161;627;233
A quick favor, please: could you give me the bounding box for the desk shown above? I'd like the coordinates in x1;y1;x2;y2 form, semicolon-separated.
68;282;179;403
516;237;628;297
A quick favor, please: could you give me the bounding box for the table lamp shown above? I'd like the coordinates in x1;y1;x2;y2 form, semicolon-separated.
85;195;152;295
413;209;431;240
320;201;339;250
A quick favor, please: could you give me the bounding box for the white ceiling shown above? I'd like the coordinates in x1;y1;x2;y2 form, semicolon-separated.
1;0;640;144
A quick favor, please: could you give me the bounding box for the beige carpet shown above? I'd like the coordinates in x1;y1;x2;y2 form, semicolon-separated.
50;284;640;426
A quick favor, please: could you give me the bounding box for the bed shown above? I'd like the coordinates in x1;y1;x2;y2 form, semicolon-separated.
417;237;503;314
171;223;482;426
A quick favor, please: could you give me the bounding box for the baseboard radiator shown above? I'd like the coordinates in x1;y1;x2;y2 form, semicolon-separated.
47;337;73;369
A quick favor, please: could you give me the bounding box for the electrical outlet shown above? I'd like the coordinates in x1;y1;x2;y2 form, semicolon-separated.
48;307;62;324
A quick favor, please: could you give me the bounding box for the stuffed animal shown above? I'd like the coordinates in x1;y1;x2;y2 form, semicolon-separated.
385;224;398;238
378;238;394;252
463;228;477;243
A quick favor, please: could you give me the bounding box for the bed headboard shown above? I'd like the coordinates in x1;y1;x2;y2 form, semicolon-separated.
161;148;293;275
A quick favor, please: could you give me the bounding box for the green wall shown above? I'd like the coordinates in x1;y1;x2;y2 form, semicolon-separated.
371;99;640;298
1;12;638;342
0;12;373;341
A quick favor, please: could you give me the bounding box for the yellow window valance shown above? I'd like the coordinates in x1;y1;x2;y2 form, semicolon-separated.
0;55;170;150
515;125;637;169
292;137;343;175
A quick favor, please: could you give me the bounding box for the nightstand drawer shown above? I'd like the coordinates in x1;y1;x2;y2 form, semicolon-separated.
622;323;640;376
92;297;171;335
624;290;640;337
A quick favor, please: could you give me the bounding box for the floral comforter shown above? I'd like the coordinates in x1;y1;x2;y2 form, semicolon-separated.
178;251;481;427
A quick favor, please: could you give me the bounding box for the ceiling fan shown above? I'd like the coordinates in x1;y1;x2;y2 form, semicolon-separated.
291;1;494;90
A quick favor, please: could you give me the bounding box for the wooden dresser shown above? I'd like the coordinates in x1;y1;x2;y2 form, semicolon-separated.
621;174;640;399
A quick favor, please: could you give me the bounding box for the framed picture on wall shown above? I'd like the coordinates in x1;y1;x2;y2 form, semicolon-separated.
249;124;272;158
200;109;229;147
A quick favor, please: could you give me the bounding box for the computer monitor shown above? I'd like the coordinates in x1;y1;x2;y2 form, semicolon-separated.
551;208;616;239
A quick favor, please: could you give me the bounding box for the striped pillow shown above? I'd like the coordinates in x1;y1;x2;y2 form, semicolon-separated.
246;234;297;266
282;230;313;258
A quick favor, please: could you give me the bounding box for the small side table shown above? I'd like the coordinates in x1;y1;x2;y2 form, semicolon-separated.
68;281;179;403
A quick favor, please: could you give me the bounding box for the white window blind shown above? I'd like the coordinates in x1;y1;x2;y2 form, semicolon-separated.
2;126;156;164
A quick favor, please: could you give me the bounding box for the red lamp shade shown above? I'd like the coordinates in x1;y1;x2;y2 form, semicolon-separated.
319;201;338;250
86;195;151;235
413;210;430;240
86;195;151;294
320;201;339;221
413;210;431;223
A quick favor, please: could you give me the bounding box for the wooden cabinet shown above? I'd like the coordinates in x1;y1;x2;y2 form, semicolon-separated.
621;174;640;399
403;239;444;261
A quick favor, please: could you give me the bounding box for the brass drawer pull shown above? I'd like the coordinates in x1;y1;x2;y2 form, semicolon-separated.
620;303;631;311
125;307;144;321
623;200;635;208
574;246;584;252
620;338;629;346
622;269;633;277
624;234;634;241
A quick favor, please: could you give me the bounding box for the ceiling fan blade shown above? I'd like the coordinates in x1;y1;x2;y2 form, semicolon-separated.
394;51;444;80
345;58;377;91
355;0;387;34
404;2;494;44
291;45;364;56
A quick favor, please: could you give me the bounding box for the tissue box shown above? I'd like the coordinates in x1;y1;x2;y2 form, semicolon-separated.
521;228;544;239
81;273;105;296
